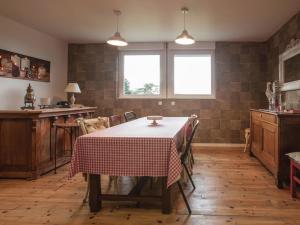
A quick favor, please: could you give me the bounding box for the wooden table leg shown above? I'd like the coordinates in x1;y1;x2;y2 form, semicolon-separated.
161;177;171;214
89;174;101;212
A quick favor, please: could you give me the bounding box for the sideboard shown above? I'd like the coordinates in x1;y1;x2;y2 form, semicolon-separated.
0;107;96;179
250;109;300;188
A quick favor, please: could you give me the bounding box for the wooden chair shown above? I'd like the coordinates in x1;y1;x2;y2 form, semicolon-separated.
52;122;80;174
76;117;118;203
287;152;300;198
77;117;110;135
177;120;199;214
124;111;137;122
180;115;198;184
109;115;122;126
186;114;198;166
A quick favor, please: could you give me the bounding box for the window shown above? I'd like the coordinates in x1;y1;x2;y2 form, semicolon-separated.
118;51;166;98
118;43;215;99
168;50;215;99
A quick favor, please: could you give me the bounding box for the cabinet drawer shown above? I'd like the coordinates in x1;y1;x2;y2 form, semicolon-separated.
262;113;277;124
251;111;277;124
252;111;262;121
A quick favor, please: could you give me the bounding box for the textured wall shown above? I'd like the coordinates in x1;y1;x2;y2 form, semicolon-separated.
267;11;300;109
68;42;268;143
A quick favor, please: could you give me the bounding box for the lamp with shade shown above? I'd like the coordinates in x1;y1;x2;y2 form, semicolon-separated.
107;10;128;47
65;83;81;106
175;7;195;45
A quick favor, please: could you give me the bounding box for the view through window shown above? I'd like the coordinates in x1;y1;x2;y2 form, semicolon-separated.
123;55;160;96
119;47;215;99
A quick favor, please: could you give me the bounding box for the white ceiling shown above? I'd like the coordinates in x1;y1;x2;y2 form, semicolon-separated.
0;0;299;43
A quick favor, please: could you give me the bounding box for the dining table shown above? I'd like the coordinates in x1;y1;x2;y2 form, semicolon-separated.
69;116;189;214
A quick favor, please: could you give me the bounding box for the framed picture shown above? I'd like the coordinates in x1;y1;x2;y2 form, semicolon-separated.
0;49;50;82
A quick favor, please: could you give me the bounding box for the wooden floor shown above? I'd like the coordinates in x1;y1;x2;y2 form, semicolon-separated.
1;149;300;225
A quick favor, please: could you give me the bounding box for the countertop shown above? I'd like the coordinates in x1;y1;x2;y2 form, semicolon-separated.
0;106;97;118
251;109;300;117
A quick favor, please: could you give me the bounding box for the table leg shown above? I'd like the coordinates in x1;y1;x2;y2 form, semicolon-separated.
291;160;297;198
89;174;101;212
161;177;171;214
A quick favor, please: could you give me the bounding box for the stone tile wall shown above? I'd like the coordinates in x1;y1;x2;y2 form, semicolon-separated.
267;11;300;109
68;42;268;143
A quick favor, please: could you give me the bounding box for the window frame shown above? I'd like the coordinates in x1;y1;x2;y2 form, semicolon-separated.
167;49;216;99
118;50;166;99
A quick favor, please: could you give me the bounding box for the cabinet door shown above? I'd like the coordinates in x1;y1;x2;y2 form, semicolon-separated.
251;119;262;155
261;122;277;173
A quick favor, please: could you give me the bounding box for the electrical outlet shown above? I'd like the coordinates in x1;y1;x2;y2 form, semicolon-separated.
171;101;176;106
158;101;163;106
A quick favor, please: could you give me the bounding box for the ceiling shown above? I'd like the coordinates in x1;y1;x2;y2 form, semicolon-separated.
0;0;300;43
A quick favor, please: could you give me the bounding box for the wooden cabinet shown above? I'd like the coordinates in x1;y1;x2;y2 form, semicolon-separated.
0;107;96;179
250;110;300;188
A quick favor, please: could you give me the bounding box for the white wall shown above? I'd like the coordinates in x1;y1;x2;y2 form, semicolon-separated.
0;15;68;109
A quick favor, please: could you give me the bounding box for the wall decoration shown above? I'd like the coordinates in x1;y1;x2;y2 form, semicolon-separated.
0;49;50;82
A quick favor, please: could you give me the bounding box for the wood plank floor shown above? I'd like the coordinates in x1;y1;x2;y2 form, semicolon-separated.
1;149;300;225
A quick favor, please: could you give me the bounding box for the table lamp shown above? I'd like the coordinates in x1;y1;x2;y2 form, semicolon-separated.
65;83;81;106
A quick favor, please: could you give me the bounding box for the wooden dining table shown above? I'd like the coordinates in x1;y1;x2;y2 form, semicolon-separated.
69;117;189;214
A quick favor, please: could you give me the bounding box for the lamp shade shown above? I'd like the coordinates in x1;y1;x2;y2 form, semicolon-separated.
175;29;195;45
64;83;81;93
107;32;128;47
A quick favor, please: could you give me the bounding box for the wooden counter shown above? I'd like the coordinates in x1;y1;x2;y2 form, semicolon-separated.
0;107;96;179
250;109;300;188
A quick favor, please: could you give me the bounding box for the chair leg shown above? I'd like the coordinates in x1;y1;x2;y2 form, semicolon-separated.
150;177;153;189
113;176;118;193
291;161;297;198
190;147;195;165
70;127;73;156
83;174;90;203
54;127;57;174
108;176;113;189
244;133;250;152
177;181;191;214
183;163;196;190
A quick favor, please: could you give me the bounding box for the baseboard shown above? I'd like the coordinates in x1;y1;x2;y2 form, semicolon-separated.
191;143;245;150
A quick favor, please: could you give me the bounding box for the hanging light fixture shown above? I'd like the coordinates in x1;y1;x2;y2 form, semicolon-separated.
107;10;128;46
175;7;195;45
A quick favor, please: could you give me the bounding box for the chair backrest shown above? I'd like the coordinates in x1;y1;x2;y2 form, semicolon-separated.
184;114;198;145
124;111;137;122
77;117;110;135
181;120;199;162
109;115;122;126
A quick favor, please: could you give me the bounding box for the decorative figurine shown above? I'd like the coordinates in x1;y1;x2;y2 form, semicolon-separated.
265;82;274;110
21;84;36;110
265;81;282;111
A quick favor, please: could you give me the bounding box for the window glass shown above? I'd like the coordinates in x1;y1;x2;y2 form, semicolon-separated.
174;55;212;95
123;55;160;96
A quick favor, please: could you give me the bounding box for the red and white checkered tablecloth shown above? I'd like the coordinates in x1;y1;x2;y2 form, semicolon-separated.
69;117;189;188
